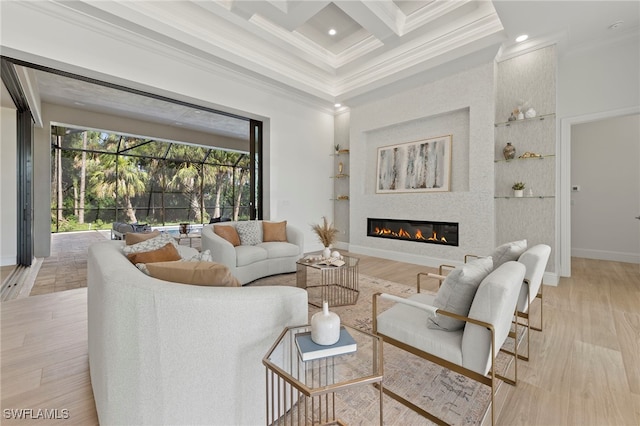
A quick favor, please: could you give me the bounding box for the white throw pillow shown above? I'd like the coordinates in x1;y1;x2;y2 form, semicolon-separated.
428;257;494;331
491;239;527;269
182;249;214;262
236;221;263;246
122;232;178;255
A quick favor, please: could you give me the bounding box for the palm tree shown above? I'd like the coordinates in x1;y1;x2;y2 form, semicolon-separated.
232;155;251;220
207;151;240;219
90;137;148;223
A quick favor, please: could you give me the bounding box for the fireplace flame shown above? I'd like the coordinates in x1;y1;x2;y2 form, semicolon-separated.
426;230;448;243
374;226;446;242
398;228;411;238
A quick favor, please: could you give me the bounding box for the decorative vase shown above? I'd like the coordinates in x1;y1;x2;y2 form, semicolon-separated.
323;247;331;259
514;189;524;198
517;111;524;120
503;142;516;160
311;301;340;345
338;162;344;174
525;108;537;119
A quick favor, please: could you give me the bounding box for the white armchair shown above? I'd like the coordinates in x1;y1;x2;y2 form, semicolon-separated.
513;244;551;361
373;261;526;426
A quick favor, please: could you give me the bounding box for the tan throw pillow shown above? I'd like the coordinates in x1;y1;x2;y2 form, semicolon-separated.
127;242;181;264
146;261;241;287
125;230;160;245
263;221;287;242
214;225;241;246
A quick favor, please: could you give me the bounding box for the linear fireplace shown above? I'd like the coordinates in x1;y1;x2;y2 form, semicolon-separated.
367;218;459;247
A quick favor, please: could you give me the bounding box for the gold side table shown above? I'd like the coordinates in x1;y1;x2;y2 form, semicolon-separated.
263;324;383;426
296;255;359;308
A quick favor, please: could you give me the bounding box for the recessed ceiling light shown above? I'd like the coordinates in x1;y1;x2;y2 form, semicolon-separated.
73;101;85;106
608;21;624;30
515;34;528;43
334;103;341;108
328;28;337;36
174;122;183;126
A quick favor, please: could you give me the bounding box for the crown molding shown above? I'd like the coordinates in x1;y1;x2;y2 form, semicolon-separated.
335;13;504;95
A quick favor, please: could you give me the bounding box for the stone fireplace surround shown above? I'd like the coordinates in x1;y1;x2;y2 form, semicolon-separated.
347;62;496;268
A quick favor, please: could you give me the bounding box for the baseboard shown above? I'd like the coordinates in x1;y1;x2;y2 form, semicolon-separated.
543;271;559;286
571;248;640;264
348;244;462;269
349;244;561;286
1;255;17;267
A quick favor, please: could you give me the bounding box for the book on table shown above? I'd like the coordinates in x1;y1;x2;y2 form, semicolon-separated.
314;257;346;268
295;327;357;361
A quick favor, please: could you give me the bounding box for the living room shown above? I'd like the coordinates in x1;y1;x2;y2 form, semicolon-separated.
1;1;639;425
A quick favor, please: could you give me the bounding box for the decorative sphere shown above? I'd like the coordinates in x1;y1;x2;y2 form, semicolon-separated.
331;250;340;258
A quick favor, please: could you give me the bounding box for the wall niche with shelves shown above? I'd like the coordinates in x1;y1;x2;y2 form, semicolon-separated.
331;149;350;242
494;45;557;272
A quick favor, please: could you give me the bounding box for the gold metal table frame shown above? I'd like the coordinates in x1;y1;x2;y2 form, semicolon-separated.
296;256;359;308
263;324;383;426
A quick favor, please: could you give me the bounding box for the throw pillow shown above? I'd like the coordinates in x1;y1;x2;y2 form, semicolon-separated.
122;232;177;255
126;242;181;265
491;239;527;269
182;249;214;262
236;221;263;245
428;257;494;331
146;261;241;287
125;230;160;245
214;225;241;247
263;221;287;242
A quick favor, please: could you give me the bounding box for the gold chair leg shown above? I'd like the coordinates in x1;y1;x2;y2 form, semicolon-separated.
530;287;543;332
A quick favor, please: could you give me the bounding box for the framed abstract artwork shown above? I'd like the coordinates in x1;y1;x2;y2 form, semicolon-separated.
376;135;452;193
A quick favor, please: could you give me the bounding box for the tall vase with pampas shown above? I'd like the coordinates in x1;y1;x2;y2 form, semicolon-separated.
311;217;339;259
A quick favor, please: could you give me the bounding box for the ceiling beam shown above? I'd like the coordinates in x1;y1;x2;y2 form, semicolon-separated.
334;0;404;41
229;0;331;31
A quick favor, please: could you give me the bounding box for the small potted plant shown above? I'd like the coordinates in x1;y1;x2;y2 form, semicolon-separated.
512;182;525;197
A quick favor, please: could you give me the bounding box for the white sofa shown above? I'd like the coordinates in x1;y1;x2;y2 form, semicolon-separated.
87;240;308;426
201;221;304;285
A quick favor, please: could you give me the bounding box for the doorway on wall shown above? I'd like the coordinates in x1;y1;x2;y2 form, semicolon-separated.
561;107;640;276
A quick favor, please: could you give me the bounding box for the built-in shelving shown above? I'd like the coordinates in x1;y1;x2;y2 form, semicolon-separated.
494;196;555;199
494;154;555;163
494;113;555;128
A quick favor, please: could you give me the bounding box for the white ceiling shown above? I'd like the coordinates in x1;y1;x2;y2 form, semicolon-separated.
12;1;640;138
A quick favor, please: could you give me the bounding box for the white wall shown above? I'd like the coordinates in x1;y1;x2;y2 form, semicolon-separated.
571;114;640;263
348;62;496;267
558;35;640;118
0;106;18;266
1;1;335;255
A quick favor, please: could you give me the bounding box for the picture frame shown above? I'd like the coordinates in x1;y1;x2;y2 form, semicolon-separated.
376;135;452;193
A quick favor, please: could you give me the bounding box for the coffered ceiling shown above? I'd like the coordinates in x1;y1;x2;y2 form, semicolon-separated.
50;0;506;103
4;1;639;139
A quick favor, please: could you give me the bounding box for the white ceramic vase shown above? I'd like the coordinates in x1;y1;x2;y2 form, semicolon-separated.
311;301;340;345
514;189;524;198
322;247;331;259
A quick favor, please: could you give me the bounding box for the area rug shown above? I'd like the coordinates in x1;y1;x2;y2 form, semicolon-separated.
250;272;520;425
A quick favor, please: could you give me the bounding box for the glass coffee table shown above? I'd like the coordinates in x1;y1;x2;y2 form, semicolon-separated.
296;255;359;308
263;324;383;425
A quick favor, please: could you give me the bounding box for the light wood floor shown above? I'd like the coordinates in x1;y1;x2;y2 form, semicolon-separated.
1;232;638;425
